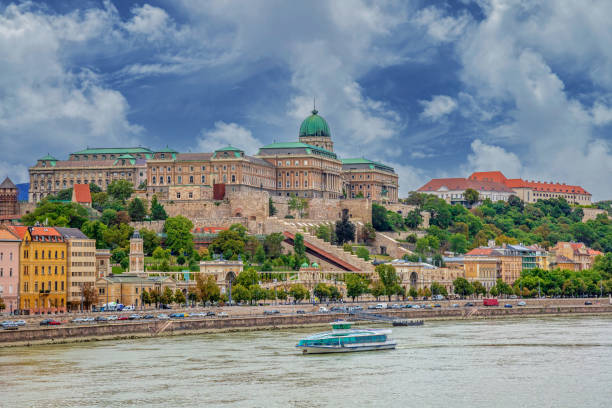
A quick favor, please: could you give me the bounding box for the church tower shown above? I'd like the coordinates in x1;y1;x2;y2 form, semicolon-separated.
129;230;144;273
298;109;334;152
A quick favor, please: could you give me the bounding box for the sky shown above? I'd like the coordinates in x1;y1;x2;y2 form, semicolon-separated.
1;0;611;200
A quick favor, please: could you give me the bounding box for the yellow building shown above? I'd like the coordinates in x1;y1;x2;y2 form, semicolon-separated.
9;226;68;314
96;273;176;308
56;228;97;311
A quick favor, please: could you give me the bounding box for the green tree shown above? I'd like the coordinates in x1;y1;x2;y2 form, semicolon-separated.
164;216;194;255
289;284;309;303
140;290;151;306
160;287;174;305
372;203;391;231
345;274;368;301
335;209;356;244
376;264;400;302
315;224;333;242
152;246;170;260
255;245;266;264
355;246;370;261
264;233;284;258
430;281;448;297
21;201;88;228
101;209;118;226
472;281;487;296
107;180;134;203
196;275;220;304
452;277;474;297
370;280;385;300
177;254;186;265
150;195;168;220
174;289;186;305
464;188;480;206
294;233;306;258
404;209;423;229
81;220;108;248
360;222;377;244
209;229;245;259
288;193;308;218
139;228;160;256
236;268;259;287
89;182;102;193
103;223;134;249
268;198;277;216
409;286;418;298
314;283;331;302
231;284;251;304
128;198;147;222
277;288;288;301
449;233;468;253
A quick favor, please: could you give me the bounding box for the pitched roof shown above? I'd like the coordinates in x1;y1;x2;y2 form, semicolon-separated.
72;184;92;204
54;227;89;239
0;229;20;241
258;142;338;159
72;147;153;155
465;247;497;256
468;171;507;183
6;225;29;239
0;177;17;189
417;178;514;193
504;179;590;195
342;158;395;173
30;227;61;237
39;154;58;161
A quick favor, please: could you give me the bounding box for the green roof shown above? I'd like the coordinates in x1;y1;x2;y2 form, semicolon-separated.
39;154;58;161
342;158;395;173
215;145;242;152
157;146;178;153
259;142;337;159
116;154;135;159
72;147;154;155
299;109;331;137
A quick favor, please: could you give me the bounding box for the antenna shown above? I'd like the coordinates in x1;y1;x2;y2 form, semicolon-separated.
313;96;316;111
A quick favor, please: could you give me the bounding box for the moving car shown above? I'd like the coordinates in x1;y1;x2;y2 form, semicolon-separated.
117;316;129;321
2;322;18;330
129;314;142;320
585;301;593;305
264;310;280;315
143;314;155;319
169;313;185;318
206;311;216;317
318;307;329;313
517;301;526;306
14;320;26;326
157;314;169;320
451;304;460;308
107;315;118;321
464;302;475;307
218;312;228;317
504;304;513;308
95;316;108;322
296;310;306;314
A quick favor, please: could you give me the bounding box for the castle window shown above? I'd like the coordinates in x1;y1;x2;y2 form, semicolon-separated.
167;176;171;183
201;175;206;183
176;192;181;199
189;176;194;183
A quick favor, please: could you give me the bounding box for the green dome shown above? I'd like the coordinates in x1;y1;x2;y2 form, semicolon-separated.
311;262;319;268
300;262;310;268
299;109;331;137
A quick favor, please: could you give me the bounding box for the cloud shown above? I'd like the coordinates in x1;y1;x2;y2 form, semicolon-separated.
196;122;261;155
464;139;522;177
420;95;458;120
592;101;612;125
414;6;472;43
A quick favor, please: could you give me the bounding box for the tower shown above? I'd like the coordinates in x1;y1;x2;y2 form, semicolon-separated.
129;230;144;273
0;177;19;222
298;109;334;152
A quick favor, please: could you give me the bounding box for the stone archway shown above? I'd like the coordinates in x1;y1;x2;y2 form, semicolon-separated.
410;272;418;288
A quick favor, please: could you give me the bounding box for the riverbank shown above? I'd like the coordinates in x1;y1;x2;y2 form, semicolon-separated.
2;304;611;348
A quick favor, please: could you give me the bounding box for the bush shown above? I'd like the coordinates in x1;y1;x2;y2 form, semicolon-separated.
343;243;353;253
355;246;370;261
284;215;295;219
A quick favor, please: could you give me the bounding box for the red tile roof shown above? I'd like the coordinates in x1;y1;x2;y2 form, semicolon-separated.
30;227;61;237
6;225;28;239
417;178;514;193
0;229;20;241
504;179;589;195
73;184;92;204
468;171;507;183
465;248;496;256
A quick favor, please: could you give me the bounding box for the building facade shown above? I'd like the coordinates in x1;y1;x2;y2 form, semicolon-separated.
9;226;68;314
129;231;144;273
96;273;176;308
0;228;21;313
342;159;398;202
56;228;96;310
0;177;19;223
550;242;603;271
199;259;244;294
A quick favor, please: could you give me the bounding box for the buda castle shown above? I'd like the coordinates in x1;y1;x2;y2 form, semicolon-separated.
28;110;399;203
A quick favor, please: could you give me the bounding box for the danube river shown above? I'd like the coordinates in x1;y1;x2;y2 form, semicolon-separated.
2;316;611;407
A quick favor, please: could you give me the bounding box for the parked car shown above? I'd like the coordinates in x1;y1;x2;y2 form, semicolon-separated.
40;319;61;325
14;320;26;326
451;304;460;308
296;310;306;314
391;304;402;309
433;295;445;301
318;307;329;313
170;313;185;318
504;304;513;308
509;295;518;299
2;322;18;330
264;310;280;315
107;315;118;321
412;305;421;309
434;304;442;308
83;317;95;323
402;304;412;308
190;312;206;317
375;303;387;309
585;301;593;305
117;316;129;321
367;305;377;310
123;305;135;311
71;317;86;323
160;304;172;310
352;305;363;311
464;302;475;307
143;314;155;319
95;316;108;322
206;311;216;317
218;312;228;317
129;314;142;320
157;314;169;320
517;301;526;306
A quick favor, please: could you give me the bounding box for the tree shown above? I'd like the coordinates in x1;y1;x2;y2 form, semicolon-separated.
464;188;480;206
21;201;88;228
294;233;306;258
177;254;186;265
108;180;134;203
370;280;385;300
376;264;400;301
150;195;168;220
236;268;259;287
277;288;288;301
360;222;376;244
174;289;186;305
139;228;160;256
268;198;277;216
430;281;448;297
103;223;134;249
140;290;151;306
453;277;475;297
314;283;331;302
160;287;174;305
264;233;284;258
355;246;370;261
336;209;355;244
288;193;308;218
372;203;391;231
404;209;423;229
89;183;102;194
164;216;194;255
472;281;487;296
255;245;266;264
289;284;309;303
345;274;368;301
408;286;418;298
209;229;245;259
101;209;118;226
231;284;251;304
449;233;468;253
82;283;98;310
196;275;220;304
116;211;131;224
128;198;147;222
404;192;428;207
0;295;6;310
153;246;170;260
315;224;333;242
81;220;108;248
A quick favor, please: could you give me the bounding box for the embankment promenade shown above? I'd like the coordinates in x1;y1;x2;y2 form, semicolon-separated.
1;298;611;347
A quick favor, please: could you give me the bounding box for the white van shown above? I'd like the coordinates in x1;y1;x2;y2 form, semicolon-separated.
375;303;387;309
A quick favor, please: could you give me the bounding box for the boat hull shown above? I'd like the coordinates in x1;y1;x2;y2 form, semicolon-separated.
298;341;397;354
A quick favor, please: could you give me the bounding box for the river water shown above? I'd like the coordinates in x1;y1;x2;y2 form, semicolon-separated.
1;316;611;407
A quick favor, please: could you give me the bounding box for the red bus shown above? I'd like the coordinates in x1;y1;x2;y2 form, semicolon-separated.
483;298;499;306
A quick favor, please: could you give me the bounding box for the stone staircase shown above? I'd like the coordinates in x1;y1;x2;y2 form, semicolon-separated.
270;219;375;273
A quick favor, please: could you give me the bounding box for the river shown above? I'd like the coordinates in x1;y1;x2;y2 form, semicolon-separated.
1;316;611;407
